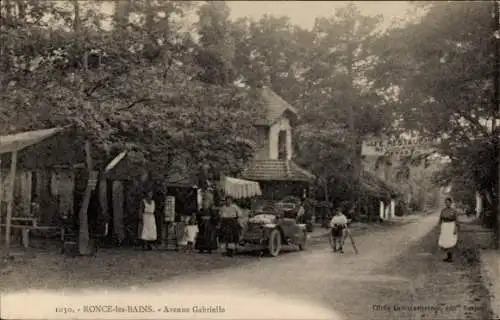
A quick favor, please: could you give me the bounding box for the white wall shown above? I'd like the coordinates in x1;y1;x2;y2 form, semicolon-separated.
268;117;292;160
254;127;270;160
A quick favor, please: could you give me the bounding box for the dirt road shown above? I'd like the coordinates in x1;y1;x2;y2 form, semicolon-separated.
1;212;491;320
159;212;490;320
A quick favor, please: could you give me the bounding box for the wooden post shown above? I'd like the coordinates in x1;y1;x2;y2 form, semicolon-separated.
379;201;384;220
390;199;396;219
78;140;94;255
5;151;17;250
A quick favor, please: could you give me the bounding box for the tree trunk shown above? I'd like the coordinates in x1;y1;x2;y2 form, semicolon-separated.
323;179;329;202
4;0;12;21
114;0;131;28
4;151;17;250
145;0;154;32
73;0;80;31
346;41;361;204
16;0;25;20
78;140;93;255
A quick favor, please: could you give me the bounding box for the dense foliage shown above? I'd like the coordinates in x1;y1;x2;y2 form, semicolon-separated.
0;0;263;180
371;1;499;222
1;1;497;220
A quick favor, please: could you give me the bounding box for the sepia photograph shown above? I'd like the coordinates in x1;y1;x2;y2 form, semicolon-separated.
0;1;499;319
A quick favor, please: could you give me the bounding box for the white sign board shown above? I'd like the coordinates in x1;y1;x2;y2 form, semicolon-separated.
164;196;175;222
361;137;434;157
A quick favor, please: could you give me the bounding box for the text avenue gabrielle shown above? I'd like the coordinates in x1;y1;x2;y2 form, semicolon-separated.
164;305;226;313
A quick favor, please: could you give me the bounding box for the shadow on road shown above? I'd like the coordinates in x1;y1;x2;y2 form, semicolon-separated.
0;241;309;293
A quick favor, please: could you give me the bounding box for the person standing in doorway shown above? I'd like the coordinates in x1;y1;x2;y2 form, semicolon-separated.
438;197;458;262
139;190;157;250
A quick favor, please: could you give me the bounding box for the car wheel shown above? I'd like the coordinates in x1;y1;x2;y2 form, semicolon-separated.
298;231;307;251
267;229;282;257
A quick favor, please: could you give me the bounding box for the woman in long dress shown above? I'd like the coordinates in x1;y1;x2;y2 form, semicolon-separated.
438;197;458;262
196;209;219;253
139;190;157;251
195;187;219;253
219;196;242;257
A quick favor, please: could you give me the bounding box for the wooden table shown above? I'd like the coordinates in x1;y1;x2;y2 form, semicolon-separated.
1;217;62;248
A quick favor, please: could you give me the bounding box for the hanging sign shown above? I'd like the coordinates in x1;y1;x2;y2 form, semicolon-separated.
362;137;434;157
165;196;175;222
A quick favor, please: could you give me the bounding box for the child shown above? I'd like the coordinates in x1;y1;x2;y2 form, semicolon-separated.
330;207;348;254
184;214;199;254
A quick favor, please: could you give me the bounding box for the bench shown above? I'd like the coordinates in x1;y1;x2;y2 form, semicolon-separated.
0;221;63;248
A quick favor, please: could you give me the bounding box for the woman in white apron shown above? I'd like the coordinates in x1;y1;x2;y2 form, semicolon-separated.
139;190;157;250
438;197;458;262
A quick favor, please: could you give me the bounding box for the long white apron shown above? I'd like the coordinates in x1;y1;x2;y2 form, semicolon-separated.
438;221;457;249
140;200;157;241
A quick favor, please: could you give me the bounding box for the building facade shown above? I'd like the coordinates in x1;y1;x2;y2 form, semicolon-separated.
241;87;315;200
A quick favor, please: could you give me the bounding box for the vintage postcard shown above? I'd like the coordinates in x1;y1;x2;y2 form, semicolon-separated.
0;1;498;319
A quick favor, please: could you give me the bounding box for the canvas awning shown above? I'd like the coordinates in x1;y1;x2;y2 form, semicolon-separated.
0;127;65;155
221;176;262;199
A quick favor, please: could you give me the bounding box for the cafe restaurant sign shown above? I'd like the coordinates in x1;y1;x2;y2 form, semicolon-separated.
361;137;434;157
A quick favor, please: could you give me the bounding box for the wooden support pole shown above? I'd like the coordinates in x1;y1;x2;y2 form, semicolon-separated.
78;140;94;255
5;151;17;250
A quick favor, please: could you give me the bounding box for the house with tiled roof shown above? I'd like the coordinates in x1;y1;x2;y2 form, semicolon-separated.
241;87;315;200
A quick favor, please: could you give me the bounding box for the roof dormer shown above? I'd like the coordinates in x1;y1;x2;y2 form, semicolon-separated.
254;87;298;128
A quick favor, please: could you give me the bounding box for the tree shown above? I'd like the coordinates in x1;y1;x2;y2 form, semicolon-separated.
371;1;499;225
295;4;389;202
195;1;236;85
1;0;262;172
227;5;393;203
0;0;265;253
231;14;314;107
295;130;353;202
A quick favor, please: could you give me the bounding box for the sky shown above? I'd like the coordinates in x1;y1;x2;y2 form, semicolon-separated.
95;1;413;30
227;1;412;29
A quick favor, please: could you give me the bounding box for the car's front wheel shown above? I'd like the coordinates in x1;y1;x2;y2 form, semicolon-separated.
267;229;282;257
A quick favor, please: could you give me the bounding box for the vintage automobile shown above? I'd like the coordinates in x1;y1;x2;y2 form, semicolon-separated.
239;210;307;257
275;196;314;232
274;196;302;212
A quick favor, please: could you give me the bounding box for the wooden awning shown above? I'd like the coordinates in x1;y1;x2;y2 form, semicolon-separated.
221;176;262;199
0;127;65;155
